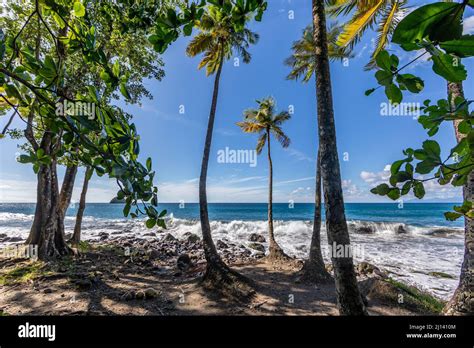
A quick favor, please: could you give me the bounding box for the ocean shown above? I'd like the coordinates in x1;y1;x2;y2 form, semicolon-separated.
0;202;464;299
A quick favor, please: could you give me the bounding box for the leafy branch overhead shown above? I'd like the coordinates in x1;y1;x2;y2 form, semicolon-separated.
0;0;168;228
366;1;474;220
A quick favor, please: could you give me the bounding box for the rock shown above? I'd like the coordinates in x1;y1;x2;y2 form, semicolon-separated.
143;232;156;237
177;254;192;271
64;233;73;240
248;233;266;243
248;243;265;252
426;228;459;237
357;262;380;275
216;240;228;249
396;225;408;234
98;232;109;240
135;290;146;300
43;288;53;294
254;252;265;259
144;288;159;299
354;226;375;234
184;233;200;243
147;249;160;260
163;233;177;242
121;291;135;301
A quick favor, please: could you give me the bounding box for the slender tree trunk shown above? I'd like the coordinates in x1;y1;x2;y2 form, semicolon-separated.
199;46;253;298
59;164;78;215
312;0;366;315
266;129;288;260
444;82;473;315
70;167;91;245
300;148;332;283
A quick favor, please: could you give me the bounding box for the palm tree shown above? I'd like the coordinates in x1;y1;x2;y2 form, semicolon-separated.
285;22;354;82
285;22;353;283
186;5;259;297
237;97;293;261
327;0;408;69
329;0;472;314
312;0;367;315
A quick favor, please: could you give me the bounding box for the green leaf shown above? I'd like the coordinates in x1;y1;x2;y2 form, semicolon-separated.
444;211;462;221
385;84;402;104
146;157;152;171
120;82;131;100
440;35;474;58
146;218;156;228
375;70;392;86
365;88;375;96
391;160;405;175
396;74;424;93
431;52;467;82
413;181;425;199
422;140;441;159
387;188;400;200
370;183;391;196
73;1;86;17
392;3;462;44
375;50;392;71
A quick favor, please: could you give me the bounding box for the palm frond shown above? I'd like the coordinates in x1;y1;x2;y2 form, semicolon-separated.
256;132;267;155
271;126;291;148
365;0;407;70
236;121;265;134
336;0;387;49
186;32;214;57
273;111;291;126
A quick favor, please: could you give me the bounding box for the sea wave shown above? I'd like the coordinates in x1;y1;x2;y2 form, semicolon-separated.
0;213;464;299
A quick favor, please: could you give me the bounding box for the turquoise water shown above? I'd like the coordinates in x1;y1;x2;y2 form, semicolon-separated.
0;202;464;227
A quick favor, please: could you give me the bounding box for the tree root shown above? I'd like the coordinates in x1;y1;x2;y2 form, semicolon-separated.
297;261;333;284
201;262;255;301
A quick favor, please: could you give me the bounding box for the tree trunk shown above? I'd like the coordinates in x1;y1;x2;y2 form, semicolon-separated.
25;134;71;259
312;0;366;315
25;24;72;260
199;46;253;299
70;167;92;245
443;82;473;315
266;129;289;261
59;164;78;215
299;148;332;283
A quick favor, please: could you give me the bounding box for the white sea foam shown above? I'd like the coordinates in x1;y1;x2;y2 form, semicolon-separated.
0;212;464;299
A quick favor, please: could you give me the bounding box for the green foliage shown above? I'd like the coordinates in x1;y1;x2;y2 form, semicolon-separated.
236;97;291;154
366;1;474;221
0;0;181;229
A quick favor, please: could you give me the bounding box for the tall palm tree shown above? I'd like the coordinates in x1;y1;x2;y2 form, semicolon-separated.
312;0;367;315
186;5;259;297
327;0;408;69
237;97;293;261
330;0;472;315
285;22;354;283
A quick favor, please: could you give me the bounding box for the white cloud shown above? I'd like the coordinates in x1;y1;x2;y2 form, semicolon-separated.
463;16;474;34
284;148;314;162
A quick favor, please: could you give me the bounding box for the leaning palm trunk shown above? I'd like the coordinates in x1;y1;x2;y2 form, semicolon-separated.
312;0;366;315
266;130;290;260
443;82;473;315
299;148;332;283
59;164;78;216
70;167;92;245
199;48;254;299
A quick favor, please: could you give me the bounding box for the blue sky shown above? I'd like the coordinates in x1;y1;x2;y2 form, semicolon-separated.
1;0;473;203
